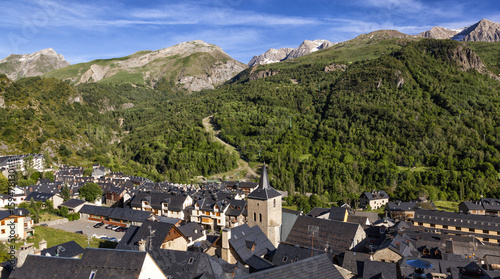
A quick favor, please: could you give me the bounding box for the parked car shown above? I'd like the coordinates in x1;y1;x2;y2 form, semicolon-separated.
75;231;83;234
105;224;114;230
94;222;104;228
111;226;121;231
107;237;117;242
116;227;127;232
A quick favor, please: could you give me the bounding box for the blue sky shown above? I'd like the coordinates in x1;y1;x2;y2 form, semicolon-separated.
1;0;499;64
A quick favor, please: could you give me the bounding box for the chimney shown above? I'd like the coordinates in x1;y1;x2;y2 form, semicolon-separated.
221;228;234;263
138;239;146;251
445;239;453;254
39;239;47;251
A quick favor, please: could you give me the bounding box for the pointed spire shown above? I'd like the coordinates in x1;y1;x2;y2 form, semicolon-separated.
259;163;270;190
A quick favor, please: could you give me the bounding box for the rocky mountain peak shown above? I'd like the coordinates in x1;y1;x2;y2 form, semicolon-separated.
0;48;70;80
417;26;459;39
452;18;500;42
248;39;335;66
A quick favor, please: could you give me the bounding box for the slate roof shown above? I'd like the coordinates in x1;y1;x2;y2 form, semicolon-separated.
352;211;380;224
9;248;151;279
79;205;151;223
272;243;334;267
235;254;344;279
399;257;466;279
229;224;276;262
306;207;330;218
59;198;85;209
414;209;500;231
361;260;398;279
40;241;84;258
149;248;247;279
25;192;55;202
130;191;189;211
341;251;371;275
329;207;348;221
226;199;247;217
481;198;500;211
0;210;22;221
285;216;364;255
108;207;152;223
178;222;204;241
79;204;114;217
247;164;281;201
361;191;389;201
460;201;485;211
116;220;183;250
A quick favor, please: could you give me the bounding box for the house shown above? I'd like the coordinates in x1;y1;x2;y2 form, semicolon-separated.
9;248;167;279
413;210;500;244
0;210;30;241
0;192;26;208
0;154;45;173
225;199;247;228
25;192;64;208
116;220;189;251
222;181;259;195
207;224;276;267
178;222;206;247
235;254;345;279
306;207;330;219
459;201;486;215
359;190;389;209
103;186;128;207
480;198;500;216
58;199;86;213
371;233;416;263
190;196;228;231
39;240;84;258
91;165;110;178
284;215;367;255
79;204;152;226
386;201;436;220
131;191;193;220
148;247;247;279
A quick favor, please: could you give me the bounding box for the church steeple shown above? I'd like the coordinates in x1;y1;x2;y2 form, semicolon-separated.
248;163;281;201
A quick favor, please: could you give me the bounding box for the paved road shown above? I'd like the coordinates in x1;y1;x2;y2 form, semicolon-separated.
50;219;126;240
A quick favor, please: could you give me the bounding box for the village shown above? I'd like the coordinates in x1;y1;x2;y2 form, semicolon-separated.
2;154;500;278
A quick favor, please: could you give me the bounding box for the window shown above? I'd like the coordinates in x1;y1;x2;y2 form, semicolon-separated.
443;225;448;229
1;221;4;226
89;270;97;279
282;256;288;262
259;214;262;223
13;218;17;223
469;228;475;232
254;213;256;222
274;199;276;208
188;257;194;264
456;227;461;231
1;229;4;234
484;230;489;234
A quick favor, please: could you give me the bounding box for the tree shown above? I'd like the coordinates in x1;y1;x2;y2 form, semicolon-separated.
44;171;55;182
79;182;102;202
0;173;8;195
59;206;69;217
61;185;71;201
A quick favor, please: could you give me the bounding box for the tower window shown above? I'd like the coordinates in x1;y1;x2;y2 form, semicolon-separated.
254;213;256;222
259;214;262;223
274;199;276;208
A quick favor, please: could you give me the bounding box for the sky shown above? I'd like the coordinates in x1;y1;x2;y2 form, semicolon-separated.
0;0;499;64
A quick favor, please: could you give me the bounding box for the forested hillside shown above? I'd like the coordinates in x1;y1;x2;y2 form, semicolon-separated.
2;38;500;205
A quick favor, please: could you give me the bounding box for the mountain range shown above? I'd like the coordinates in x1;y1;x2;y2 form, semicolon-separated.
0;48;69;80
248;39;336;67
418;19;500;41
0;19;499;91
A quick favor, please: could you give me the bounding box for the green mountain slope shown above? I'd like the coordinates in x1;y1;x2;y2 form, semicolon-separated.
43;40;247;91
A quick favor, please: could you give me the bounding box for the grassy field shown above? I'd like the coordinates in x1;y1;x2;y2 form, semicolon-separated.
16;226;117;251
283;205;298;211
39;213;64;222
434;200;459;212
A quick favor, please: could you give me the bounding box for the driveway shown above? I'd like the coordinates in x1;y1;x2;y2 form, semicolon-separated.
50;219;126;240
